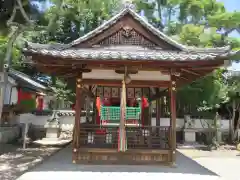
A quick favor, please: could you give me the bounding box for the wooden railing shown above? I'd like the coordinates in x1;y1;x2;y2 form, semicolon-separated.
79;124;170;150
126;126;170;149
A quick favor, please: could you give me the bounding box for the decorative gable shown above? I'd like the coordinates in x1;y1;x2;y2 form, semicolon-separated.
96;27;157;48
71;8;182;50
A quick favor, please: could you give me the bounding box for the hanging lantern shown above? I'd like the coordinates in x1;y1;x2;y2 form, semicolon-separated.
124;74;131;84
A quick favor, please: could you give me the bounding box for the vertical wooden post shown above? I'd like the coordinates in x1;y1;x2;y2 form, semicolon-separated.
72;73;82;164
119;80;127;152
156;98;161;126
156;98;160;139
169;74;177;166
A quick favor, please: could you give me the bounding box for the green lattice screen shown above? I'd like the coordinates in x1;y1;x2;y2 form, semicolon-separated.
100;106;141;123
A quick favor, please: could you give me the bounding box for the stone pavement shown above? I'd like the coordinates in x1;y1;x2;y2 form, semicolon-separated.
0;145;60;180
0;144;19;155
196;157;240;180
17;146;224;180
179;149;240;180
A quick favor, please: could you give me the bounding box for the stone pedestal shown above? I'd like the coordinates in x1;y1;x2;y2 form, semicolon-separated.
0;126;20;143
184;115;195;129
216;130;222;143
44;124;60;139
33;111;72;146
184;129;196;143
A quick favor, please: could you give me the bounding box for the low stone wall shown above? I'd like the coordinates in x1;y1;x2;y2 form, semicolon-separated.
17;113;77;140
151;117;230;130
18;113;230;130
0;126;20;143
17;113;76;130
16;113;230;141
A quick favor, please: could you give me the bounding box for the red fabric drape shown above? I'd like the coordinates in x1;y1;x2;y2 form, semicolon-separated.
71;104;75;110
17;88;34;104
17;88;22;104
103;98;111;106
95;97;106;134
142;97;149;108
96;97;112;125
128;98;136;107
96;97;101;125
36;96;44;110
96;97;101;115
141;97;149;127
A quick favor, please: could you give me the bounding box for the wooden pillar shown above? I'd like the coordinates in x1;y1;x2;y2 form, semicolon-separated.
169;74;177;166
155;98;161;140
156;98;161;127
119;80;127;152
72;73;82;163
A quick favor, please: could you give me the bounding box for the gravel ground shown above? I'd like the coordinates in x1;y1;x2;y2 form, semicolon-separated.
0;145;61;180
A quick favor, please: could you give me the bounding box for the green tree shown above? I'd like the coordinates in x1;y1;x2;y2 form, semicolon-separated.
225;73;240;141
134;0;240;142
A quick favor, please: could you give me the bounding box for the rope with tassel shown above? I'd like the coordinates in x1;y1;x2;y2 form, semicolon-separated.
118;67;127;152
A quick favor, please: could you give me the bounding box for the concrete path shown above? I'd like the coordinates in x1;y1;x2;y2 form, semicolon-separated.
17;146;224;180
195;157;240;180
179;149;240;180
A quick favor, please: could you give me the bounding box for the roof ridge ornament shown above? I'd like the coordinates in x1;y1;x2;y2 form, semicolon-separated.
122;0;136;11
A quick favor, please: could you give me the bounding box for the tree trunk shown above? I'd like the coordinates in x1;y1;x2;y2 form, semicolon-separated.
231;101;236;142
229;113;233;141
214;112;221;145
0;27;24;124
237;114;240;142
233;104;240;141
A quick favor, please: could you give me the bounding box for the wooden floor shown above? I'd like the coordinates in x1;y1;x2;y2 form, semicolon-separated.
77;148;172;165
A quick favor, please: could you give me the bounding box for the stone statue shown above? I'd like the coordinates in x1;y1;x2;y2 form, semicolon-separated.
44;110;60;139
184;115;195;129
47;110;60;125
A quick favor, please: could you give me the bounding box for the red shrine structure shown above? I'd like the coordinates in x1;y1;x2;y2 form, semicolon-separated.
23;7;239;165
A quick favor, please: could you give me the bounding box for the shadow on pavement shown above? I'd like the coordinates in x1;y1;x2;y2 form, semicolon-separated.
29;146;217;176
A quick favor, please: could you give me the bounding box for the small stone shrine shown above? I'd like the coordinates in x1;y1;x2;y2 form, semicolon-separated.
34;110;71;146
44;110;60;139
183;115;196;143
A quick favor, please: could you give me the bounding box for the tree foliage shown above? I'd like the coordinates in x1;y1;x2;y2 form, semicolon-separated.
51;78;75;107
132;0;239;121
0;0;48;35
0;0;239;118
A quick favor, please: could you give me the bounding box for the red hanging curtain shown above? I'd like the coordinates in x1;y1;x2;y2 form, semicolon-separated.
95;97;106;134
96;97;101;115
36;96;44;110
96;97;101;125
17;88;34;103
17;88;22;104
141;96;149;127
71;103;76;110
103;98;111;106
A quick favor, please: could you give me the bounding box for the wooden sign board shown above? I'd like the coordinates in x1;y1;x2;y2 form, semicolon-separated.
96;87;150;98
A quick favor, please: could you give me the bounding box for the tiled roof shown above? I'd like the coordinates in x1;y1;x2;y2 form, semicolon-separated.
23;7;239;62
69;8;231;53
24;45;238;61
70;8;186;50
227;70;240;77
9;69;48;92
